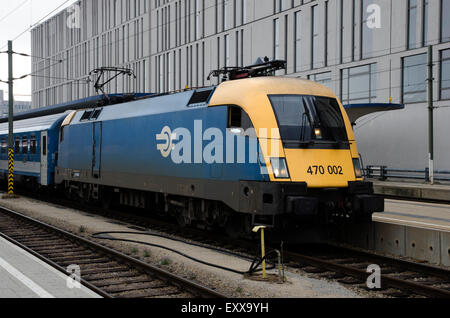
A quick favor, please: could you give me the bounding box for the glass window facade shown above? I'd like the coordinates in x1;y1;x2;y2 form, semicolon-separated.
408;0;417;49
295;11;302;72
440;49;450;100
341;64;377;104
442;0;450;42
309;72;333;91
402;53;427;103
423;0;429;46
362;0;373;59
224;34;230;67
352;0;357;60
274;18;280;60
312;5;319;68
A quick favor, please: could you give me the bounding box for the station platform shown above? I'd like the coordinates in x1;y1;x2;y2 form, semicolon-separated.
0;236;100;298
371;180;450;202
374;199;450;232
336;197;450;268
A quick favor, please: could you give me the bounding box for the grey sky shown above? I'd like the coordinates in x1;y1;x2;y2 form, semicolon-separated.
0;0;77;102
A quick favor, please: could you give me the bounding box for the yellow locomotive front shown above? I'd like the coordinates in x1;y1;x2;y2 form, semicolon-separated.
210;76;384;226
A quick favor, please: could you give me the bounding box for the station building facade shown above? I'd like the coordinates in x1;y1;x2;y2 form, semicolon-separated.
0;90;32;117
31;0;450;171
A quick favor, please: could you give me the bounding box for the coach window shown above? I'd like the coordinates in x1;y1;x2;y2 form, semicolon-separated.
42;136;47;156
15;137;20;154
22;136;28;154
1;138;6;154
30;136;37;154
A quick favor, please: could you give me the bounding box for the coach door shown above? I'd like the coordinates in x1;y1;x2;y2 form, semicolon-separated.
40;131;48;186
92;122;102;179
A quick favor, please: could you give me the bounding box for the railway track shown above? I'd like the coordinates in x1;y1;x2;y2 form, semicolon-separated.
90;208;450;298
284;246;450;298
0;206;227;299
3;192;450;298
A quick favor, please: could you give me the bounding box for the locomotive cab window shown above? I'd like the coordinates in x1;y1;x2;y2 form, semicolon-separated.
227;106;255;136
269;95;349;149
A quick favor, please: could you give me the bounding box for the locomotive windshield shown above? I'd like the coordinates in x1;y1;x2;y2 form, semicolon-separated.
269;95;349;149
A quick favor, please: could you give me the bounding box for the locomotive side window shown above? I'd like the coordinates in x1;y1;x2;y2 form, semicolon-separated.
1;138;6;154
80;111;93;121
227;106;253;130
228;107;242;128
60;127;65;142
91;109;102;120
22;136;28;154
30;136;37;154
188;90;214;106
80;109;102;122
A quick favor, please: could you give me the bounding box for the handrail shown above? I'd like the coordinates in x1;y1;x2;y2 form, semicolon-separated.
363;165;450;182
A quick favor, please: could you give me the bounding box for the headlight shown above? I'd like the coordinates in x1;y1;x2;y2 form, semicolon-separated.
271;158;290;179
353;158;362;178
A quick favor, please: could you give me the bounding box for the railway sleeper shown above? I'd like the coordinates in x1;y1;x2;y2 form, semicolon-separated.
90;276;153;288
50;253;99;263
57;258;111;266
41;248;89;257
83;269;139;280
117;287;182;298
102;281;168;294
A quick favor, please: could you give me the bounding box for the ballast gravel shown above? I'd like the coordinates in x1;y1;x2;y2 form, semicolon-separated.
0;196;377;298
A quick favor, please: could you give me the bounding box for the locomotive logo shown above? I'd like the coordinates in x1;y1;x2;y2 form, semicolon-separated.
156;126;176;158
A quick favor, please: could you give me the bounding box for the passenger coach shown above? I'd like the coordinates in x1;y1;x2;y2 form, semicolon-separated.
0;112;68;188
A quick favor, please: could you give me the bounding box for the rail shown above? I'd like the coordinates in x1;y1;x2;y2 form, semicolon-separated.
0;206;227;298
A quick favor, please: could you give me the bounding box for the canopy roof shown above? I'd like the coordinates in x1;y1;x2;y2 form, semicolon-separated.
343;103;404;124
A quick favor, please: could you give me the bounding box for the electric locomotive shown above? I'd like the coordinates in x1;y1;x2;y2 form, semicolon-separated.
54;62;383;240
1;61;384;241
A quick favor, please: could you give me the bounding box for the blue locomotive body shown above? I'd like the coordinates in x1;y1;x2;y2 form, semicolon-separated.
56;89;270;222
58;91;264;182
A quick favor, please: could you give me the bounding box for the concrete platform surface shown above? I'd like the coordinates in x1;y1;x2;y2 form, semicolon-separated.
374;199;450;232
372;180;450;202
0;236;100;298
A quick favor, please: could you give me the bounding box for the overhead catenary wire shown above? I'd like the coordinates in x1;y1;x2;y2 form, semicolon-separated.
0;0;29;25
0;0;74;51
